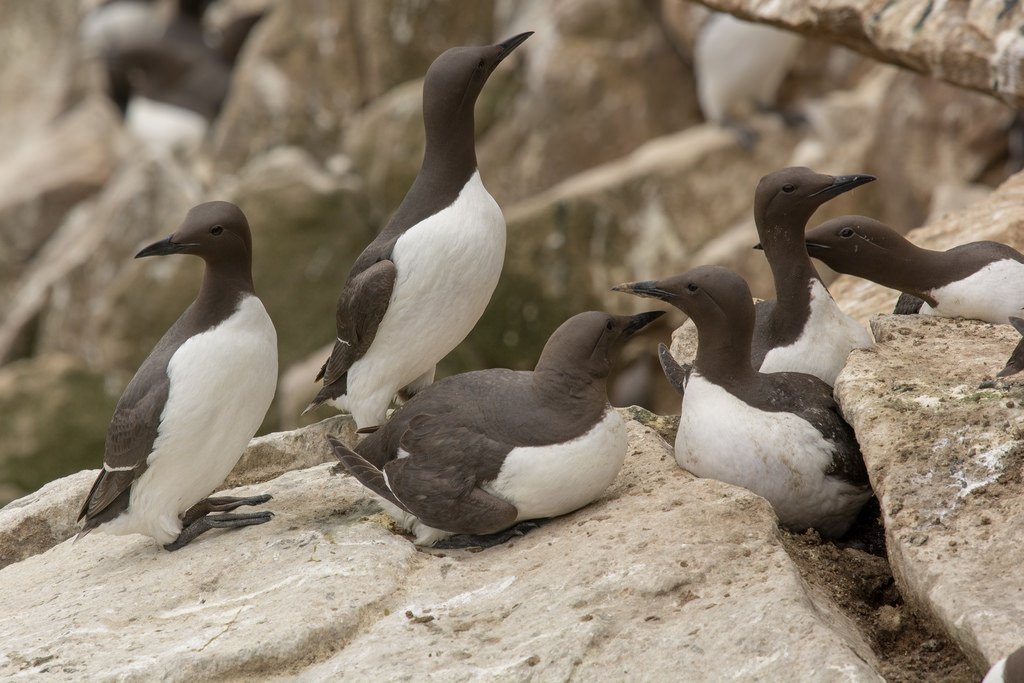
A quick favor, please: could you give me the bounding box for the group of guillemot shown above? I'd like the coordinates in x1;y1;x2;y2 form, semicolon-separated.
76;31;1024;566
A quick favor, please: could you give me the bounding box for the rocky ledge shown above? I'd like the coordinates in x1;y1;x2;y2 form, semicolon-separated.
3;313;1023;681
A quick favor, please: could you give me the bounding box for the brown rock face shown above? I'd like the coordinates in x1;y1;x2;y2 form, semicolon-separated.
690;0;1024;107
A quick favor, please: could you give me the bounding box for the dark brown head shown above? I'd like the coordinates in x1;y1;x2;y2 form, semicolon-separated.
753;167;875;240
536;310;664;380
421;32;532;148
614;266;754;354
136;201;253;273
804;215;914;277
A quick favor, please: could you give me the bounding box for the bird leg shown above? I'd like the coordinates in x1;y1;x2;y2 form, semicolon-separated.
164;495;274;551
432;521;541;550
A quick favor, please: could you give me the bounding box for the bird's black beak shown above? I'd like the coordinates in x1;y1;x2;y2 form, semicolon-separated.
753;243;763;250
808;173;876;199
805;241;831;252
625;310;665;334
493;31;533;68
135;235;200;258
612;281;677;301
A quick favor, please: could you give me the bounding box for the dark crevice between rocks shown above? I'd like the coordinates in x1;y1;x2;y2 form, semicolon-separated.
779;497;978;683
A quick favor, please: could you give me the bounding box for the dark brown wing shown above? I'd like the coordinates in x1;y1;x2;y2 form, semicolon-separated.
307;259;397;410
78;367;168;528
657;343;690;398
764;372;869;488
382;414;519;535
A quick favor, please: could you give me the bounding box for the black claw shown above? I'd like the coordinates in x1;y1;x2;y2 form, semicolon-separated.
432;520;542;549
164;510;274;551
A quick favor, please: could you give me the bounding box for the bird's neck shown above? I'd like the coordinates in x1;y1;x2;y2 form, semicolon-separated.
760;221;820;324
693;323;758;386
192;260;255;324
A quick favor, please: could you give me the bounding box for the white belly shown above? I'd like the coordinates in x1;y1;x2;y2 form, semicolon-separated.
675;374;869;537
125;96;209;154
921;259;1024;324
759;280;873;385
103;296;278;544
482;409;627;521
344;170;505;426
695;13;803;123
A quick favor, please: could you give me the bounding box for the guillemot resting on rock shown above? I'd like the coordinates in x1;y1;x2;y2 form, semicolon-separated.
304;32;533;429
327;310;664;547
804;215;1024;324
752;166;876;385
615;267;872;537
78;202;278;551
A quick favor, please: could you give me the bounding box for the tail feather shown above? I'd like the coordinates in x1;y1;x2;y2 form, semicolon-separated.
326;434;410;514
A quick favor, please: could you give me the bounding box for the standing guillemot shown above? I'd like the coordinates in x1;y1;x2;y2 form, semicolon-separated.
751;166;876;385
694;13;803;142
327;310;664;547
804;215;1024;324
615;266;872;537
984;645;1024;683
77;202;278;551
304;32;533;429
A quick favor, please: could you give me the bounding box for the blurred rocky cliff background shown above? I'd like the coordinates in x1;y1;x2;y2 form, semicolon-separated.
0;0;1019;504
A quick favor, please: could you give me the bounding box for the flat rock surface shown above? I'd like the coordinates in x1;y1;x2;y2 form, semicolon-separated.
835;315;1024;671
0;421;884;681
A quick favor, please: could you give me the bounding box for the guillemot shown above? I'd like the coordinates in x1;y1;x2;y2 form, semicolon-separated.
615;266;872;537
751;166;876;385
327;310;663;546
304;32;532;429
804;214;1024;324
77;201;278;551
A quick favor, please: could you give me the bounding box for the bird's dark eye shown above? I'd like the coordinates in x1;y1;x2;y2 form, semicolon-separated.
211;225;224;236
839;228;854;238
781;184;795;194
477;58;486;71
687;283;699;292
605;320;614;331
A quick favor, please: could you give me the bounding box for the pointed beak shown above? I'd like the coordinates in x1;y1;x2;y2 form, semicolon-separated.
753;243;763;250
625;310;665;334
612;280;677;301
493;31;533;67
808;173;876;199
135;234;200;258
805;241;831;253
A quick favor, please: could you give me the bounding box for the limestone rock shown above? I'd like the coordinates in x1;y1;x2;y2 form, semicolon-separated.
0;415;357;567
223;414;357;490
691;0;1024;108
0;469;96;570
0;420;886;680
0;97;125;317
210;0;495;170
835;315;1024;672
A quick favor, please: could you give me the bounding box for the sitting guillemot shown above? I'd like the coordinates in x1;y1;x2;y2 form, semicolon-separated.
304;32;532;429
615;266;872;537
804;215;1024;324
78;202;278;551
327;310;664;546
751;166;876;385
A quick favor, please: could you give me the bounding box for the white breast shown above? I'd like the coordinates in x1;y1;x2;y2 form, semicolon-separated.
103;295;278;545
481;408;627;522
124;97;209;154
759;280;873;385
694;13;803;123
343;170;505;426
675;374;869;537
921;259;1024;324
